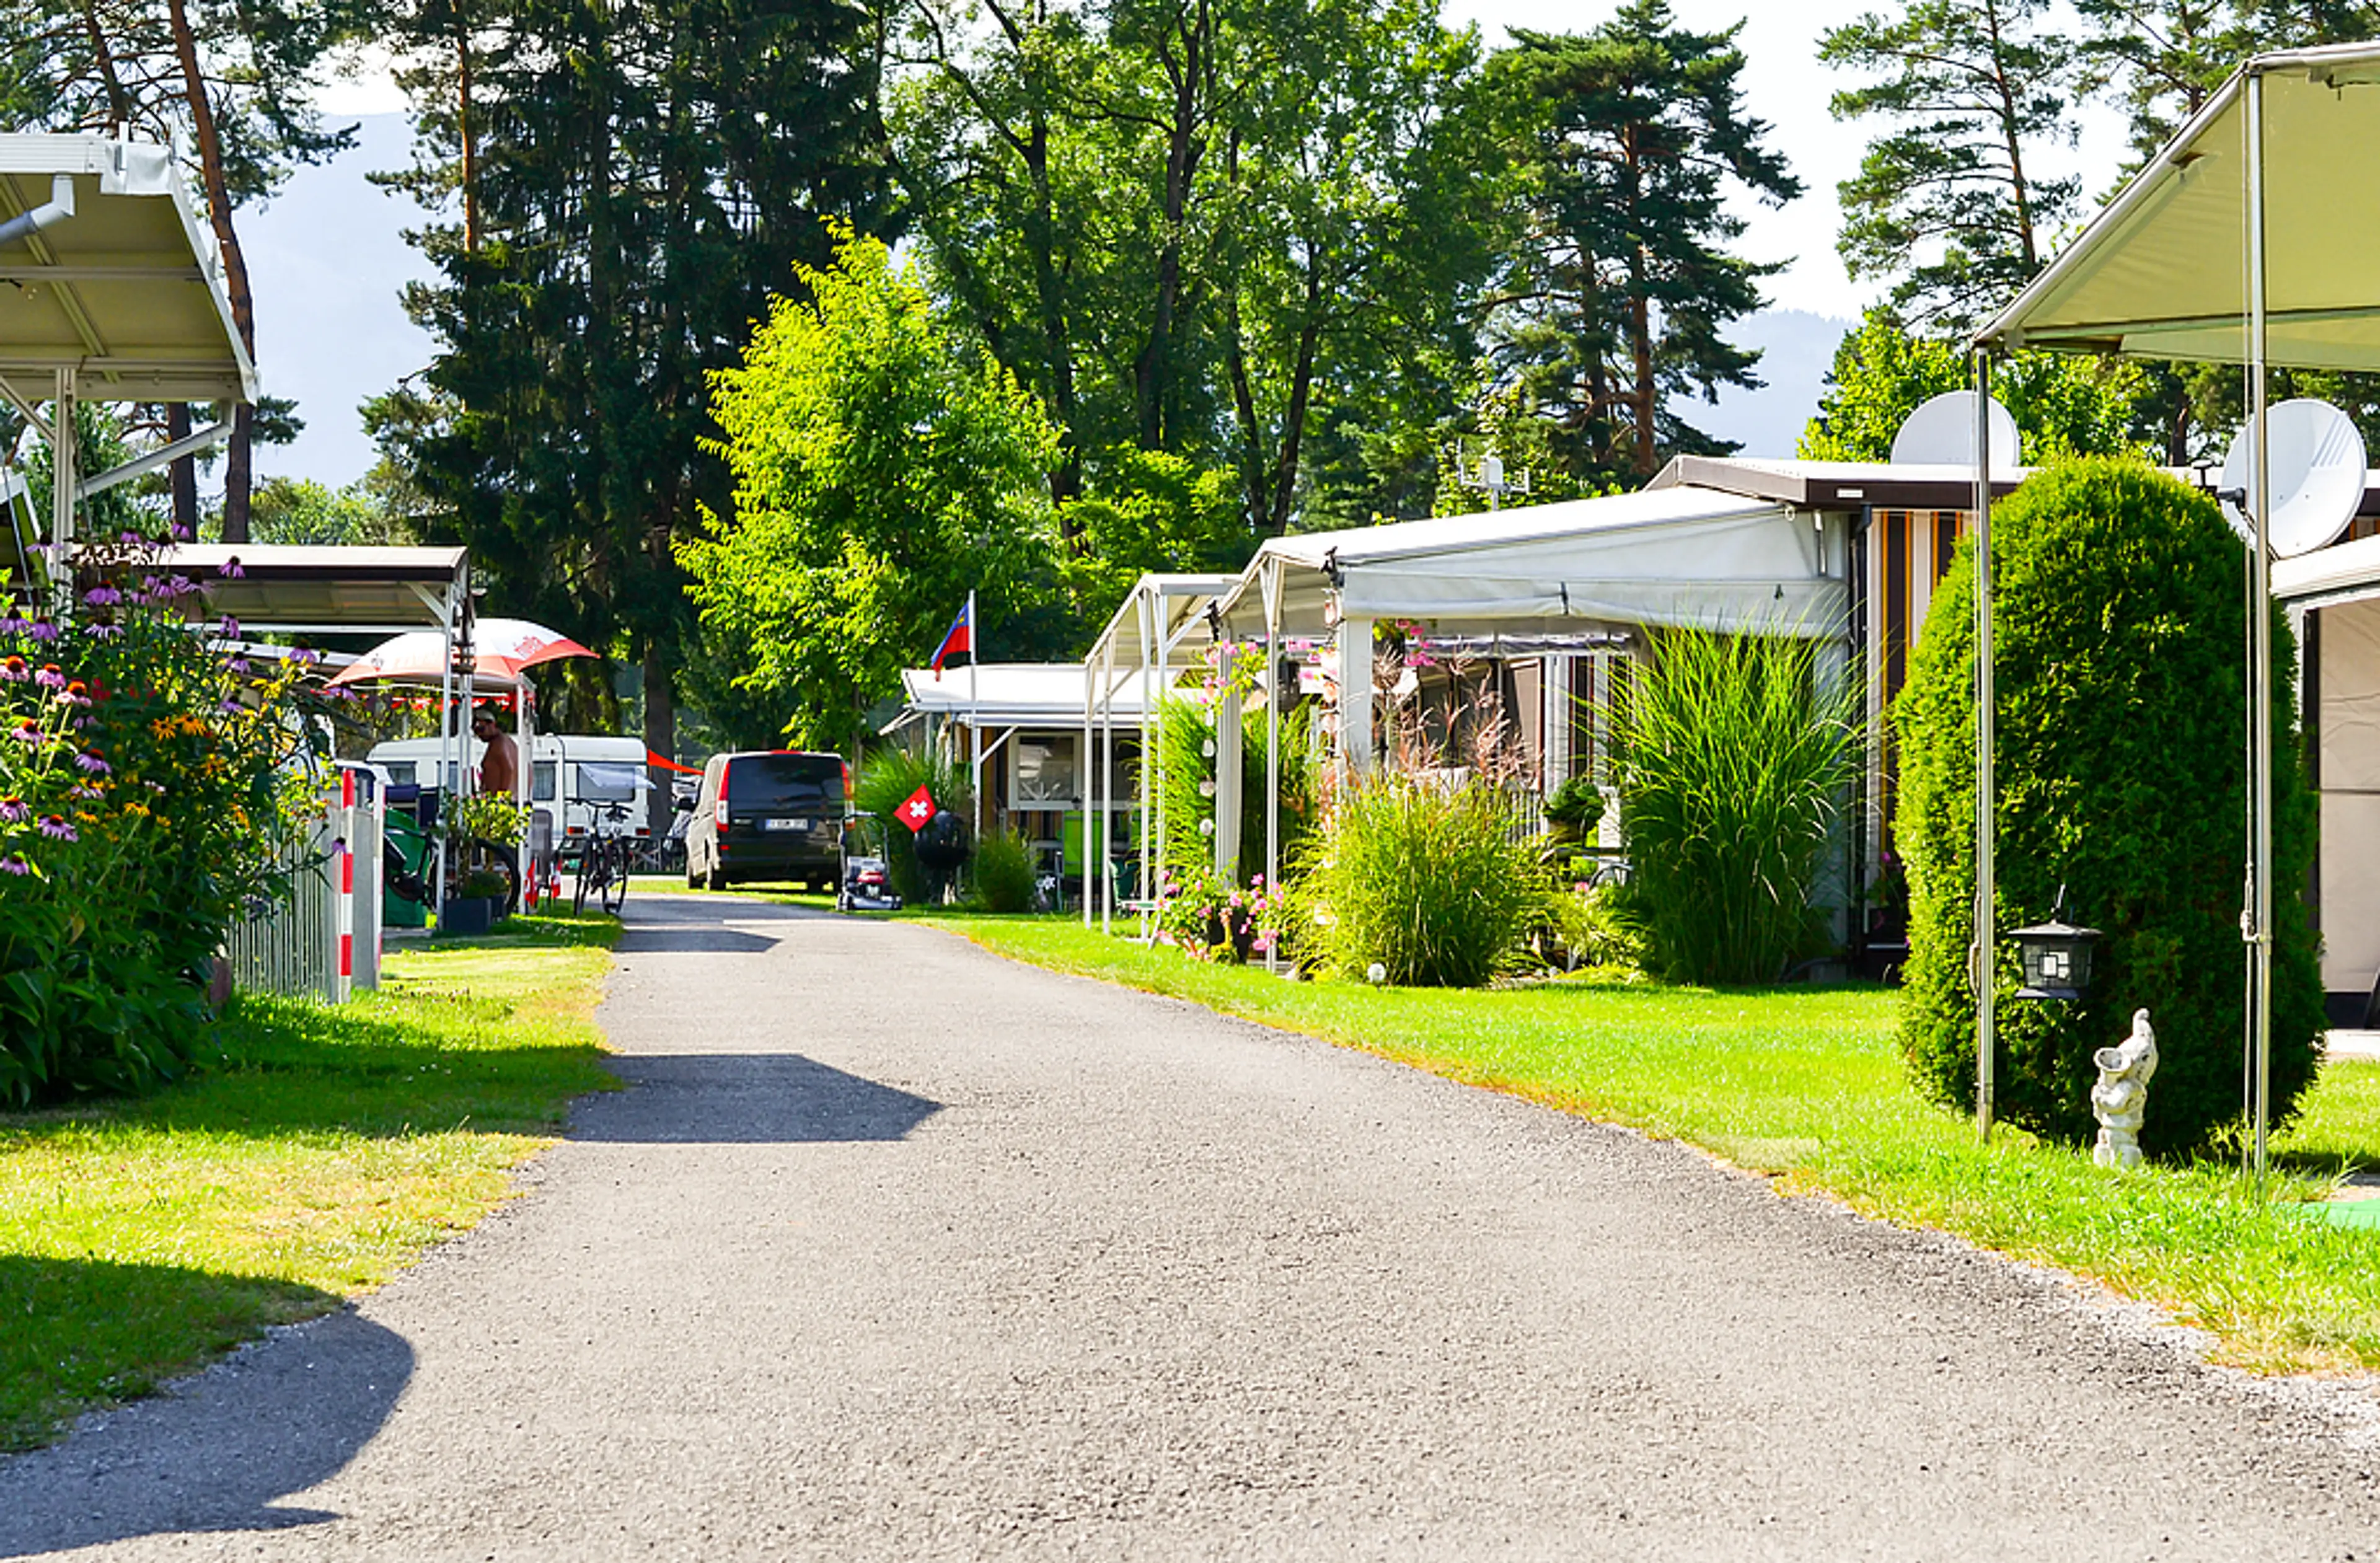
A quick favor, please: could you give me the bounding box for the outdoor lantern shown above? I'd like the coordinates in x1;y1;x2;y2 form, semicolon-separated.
2011;890;2102;1001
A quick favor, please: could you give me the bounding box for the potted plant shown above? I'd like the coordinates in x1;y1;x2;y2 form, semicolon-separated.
440;866;511;936
1538;774;1607;868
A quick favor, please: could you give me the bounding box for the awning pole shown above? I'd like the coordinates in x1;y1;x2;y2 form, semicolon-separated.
1140;587;1157;940
2246;66;2276;1186
1973;348;1997;1144
1082;652;1095;927
49;369;74;620
1101;640;1115;939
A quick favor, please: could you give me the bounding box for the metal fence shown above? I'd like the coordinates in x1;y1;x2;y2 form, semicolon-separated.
219;765;383;1004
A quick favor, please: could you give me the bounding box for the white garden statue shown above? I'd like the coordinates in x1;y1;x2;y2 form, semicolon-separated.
2091;1009;2159;1169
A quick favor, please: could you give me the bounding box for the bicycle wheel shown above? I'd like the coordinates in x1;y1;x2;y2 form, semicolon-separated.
601;844;627;915
470;837;522;916
573;855;595;916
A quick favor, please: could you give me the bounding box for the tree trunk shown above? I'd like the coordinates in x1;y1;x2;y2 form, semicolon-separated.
166;402;198;537
643;638;676;840
166;0;255;542
1628;281;1657;478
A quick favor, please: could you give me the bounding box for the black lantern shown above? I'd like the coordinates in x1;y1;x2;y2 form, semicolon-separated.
2010;887;2101;1001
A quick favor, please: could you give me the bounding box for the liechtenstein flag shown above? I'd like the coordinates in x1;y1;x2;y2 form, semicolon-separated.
930;599;973;679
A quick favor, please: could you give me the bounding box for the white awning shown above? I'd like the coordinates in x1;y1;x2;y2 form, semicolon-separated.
0;134;256;404
900;662;1164;727
1977;43;2380;368
1215;483;1844;639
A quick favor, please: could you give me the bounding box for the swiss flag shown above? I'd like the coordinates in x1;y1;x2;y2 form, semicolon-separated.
896;784;937;833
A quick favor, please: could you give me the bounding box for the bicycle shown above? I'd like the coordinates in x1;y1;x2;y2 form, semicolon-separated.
381;788;521;917
573;798;633;917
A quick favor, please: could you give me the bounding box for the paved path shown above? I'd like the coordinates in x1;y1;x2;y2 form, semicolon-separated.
6;894;2380;1560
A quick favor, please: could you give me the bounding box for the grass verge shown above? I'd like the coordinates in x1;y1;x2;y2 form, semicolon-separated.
925;913;2380;1376
0;911;620;1451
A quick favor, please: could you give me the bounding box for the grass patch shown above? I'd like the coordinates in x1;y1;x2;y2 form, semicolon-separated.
0;910;620;1451
925;913;2380;1376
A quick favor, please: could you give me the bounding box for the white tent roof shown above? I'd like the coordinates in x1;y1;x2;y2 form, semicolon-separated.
1216;483;1844;638
0;135;256;403
900;662;1164;728
1977;43;2380;368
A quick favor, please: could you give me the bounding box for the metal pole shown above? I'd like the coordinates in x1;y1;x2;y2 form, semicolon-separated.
1101;641;1115;939
968;591;982;841
2246;68;2276;1184
1140;587;1157;940
1265;558;1282;975
1973;348;1997;1143
49;369;74;621
1083;652;1095;928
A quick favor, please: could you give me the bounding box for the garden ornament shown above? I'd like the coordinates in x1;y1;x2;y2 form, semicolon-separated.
2091;1009;2159;1169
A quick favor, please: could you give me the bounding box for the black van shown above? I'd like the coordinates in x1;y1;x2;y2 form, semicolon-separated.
684;750;848;891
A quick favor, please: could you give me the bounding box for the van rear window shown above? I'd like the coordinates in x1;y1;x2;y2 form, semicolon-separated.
729;753;844;808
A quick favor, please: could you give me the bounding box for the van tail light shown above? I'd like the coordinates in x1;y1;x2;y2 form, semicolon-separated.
717;765;729;827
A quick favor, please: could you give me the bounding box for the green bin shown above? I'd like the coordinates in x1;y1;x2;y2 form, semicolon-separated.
383;809;429;928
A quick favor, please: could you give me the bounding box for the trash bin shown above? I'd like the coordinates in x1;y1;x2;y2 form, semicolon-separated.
383;806;429;929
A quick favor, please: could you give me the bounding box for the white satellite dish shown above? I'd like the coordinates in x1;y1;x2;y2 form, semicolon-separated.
2218;398;2367;558
1890;390;2021;470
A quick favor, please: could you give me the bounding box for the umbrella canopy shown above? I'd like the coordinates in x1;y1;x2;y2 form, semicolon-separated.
327;617;596;687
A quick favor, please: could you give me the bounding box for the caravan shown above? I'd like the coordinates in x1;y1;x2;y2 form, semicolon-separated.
366;732;654;852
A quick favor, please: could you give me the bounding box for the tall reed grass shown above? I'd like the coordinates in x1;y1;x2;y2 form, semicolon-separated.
1605;625;1859;984
853;744;974;904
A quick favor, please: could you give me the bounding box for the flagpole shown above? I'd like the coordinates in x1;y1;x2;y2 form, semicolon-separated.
968;591;982;843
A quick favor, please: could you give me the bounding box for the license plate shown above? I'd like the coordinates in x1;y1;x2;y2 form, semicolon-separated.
760;817;803;833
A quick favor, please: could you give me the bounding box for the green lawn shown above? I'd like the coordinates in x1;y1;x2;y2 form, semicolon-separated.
927;914;2380;1376
0;912;620;1451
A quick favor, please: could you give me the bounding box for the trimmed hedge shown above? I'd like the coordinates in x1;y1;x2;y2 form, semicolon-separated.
1895;459;2322;1155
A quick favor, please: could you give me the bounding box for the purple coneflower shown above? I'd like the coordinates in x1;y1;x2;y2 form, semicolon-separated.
227;657;252;676
219;615;240;638
32;664;64;690
56;680;91;708
86;623;121;640
27;620;57;643
75;748;109;775
219;557;244;579
0;796;25;823
0;856;27;876
38;815;75;842
10;721;42;746
84;586;121;607
0;655;25;682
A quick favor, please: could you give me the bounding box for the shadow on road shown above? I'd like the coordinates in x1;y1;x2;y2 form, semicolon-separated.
0;1300;412;1557
575;1054;943;1143
614;923;788;955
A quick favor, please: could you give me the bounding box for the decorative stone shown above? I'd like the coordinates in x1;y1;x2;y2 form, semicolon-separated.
2091;1008;2159;1169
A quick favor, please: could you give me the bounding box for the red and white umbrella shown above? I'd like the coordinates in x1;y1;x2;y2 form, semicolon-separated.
327;617;596;687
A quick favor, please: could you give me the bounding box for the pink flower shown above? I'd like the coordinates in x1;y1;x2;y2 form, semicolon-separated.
84;585;121;607
33;664;64;690
0;655;24;682
10;721;42;746
0;856;27;876
218;557;244;579
74;748;108;775
38;814;75;842
0;795;25;823
27;620;57;641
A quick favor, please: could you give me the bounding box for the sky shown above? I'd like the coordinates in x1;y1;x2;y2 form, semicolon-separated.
246;3;2128;489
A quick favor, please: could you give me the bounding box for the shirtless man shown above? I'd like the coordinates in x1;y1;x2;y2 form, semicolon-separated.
473;710;519;796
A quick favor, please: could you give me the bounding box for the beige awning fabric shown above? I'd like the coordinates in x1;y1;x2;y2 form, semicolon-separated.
0;134;256;404
1977;43;2380;368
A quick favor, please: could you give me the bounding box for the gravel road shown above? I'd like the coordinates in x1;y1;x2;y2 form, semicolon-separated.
6;892;2380;1560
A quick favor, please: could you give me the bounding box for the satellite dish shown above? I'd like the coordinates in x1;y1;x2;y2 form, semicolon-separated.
2218;399;2367;557
1890;390;2021;470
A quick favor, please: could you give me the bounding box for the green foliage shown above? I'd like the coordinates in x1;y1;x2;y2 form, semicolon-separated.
1799;310;2151;464
967;829;1039;915
1604;625;1861;985
1307;772;1550;987
1479;5;1800;485
1149;692;1319;892
1056;450;1258;633
1895;459;2322;1155
679;231;1063;753
247;477;412;547
1;535;327;1104
888;0;1496;534
1543;774;1606;833
1820;0;2079;332
851;744;974;907
1156;869;1280;964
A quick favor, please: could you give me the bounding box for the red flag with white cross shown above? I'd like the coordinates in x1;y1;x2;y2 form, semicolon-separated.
896;784;937;833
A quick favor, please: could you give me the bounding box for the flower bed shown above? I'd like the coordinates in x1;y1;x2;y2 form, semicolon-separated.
1;535;327;1103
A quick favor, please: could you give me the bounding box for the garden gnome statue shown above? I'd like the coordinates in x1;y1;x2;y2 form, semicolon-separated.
2091;1009;2159;1169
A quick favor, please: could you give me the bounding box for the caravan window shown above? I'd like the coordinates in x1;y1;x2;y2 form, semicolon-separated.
1011;734;1080;806
383;761;417;786
576;762;643;801
533;761;558;803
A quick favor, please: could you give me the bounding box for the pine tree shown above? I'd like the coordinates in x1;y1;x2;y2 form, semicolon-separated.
1484;4;1799;485
1822;0;2079;335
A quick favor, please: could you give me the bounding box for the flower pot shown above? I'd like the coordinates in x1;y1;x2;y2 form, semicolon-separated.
439;896;495;937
